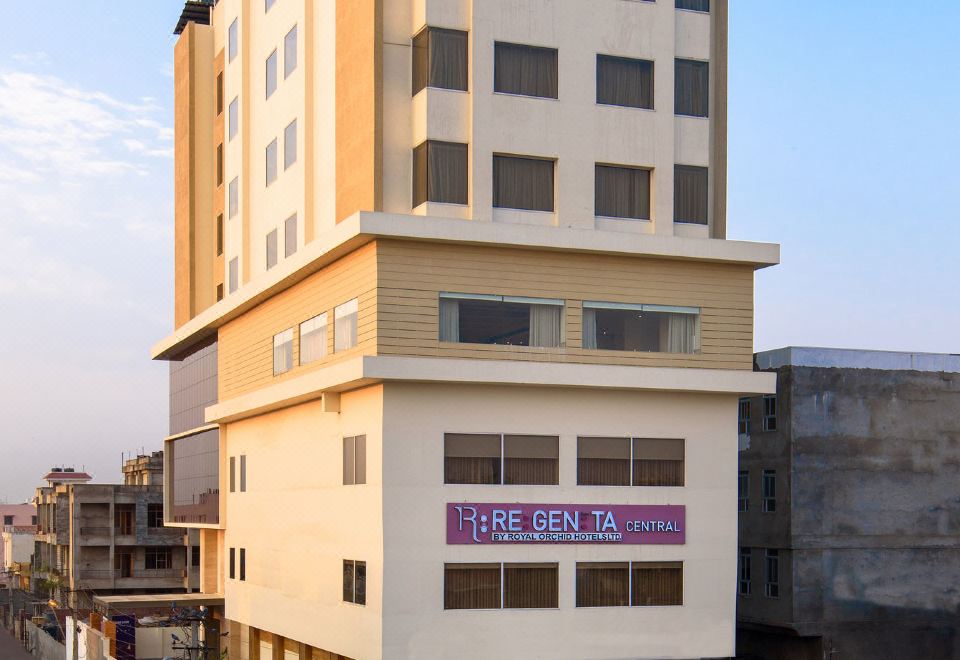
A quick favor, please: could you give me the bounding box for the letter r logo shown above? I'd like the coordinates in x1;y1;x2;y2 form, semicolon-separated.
455;506;480;543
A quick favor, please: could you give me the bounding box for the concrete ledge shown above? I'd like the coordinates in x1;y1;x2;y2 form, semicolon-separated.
205;355;777;424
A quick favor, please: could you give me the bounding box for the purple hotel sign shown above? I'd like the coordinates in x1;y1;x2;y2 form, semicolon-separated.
447;503;685;545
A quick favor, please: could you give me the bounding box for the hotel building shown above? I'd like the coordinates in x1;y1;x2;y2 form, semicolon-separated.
159;0;778;657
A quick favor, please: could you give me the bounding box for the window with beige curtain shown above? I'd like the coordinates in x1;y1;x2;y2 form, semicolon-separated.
444;564;501;609
632;562;683;606
272;328;293;375
633;438;685;486
494;42;558;99
675;58;709;117
504;563;558;608
582;302;700;353
493;155;554;211
674;164;708;224
577;437;630;486
413;140;468;207
504;435;559;485
334;298;358;352
299;313;327;365
412;27;468;95
438;294;562;346
576;562;629;607
444;433;501;484
596;55;653;109
595;164;651;220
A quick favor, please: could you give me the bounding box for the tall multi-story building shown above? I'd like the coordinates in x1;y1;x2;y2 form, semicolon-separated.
159;0;778;657
737;347;960;660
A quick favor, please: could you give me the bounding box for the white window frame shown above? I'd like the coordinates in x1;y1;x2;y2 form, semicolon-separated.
299;312;328;365
273;328;294;376
334;298;359;352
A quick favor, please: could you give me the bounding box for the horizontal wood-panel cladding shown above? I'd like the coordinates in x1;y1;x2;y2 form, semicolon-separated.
218;243;378;399
376;240;755;370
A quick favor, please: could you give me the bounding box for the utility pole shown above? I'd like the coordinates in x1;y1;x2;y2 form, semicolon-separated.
170;605;215;660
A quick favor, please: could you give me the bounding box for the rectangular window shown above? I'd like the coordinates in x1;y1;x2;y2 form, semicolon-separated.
675;58;709;117
115;504;134;535
273;328;293;375
443;433;559;486
413;140;468;207
228;257;239;293
595;164;651;220
266;229;278;269
3;515;14;526
582;301;700;353
229;547;235;579
632;562;683;606
439;293;563;348
216;214;223;256
230;456;236;493
284;119;297;170
342;435;366;485
677;0;710;11
674;164;708;224
578;437;683;486
228;18;238;63
266;50;278;98
762;469;776;513
763;395;778;431
284;25;298;78
739;548;751;596
228;177;239;217
343;560;366;605
764;549;779;598
596;55;653;109
191;545;200;566
266;138;278;185
147;503;163;528
299;313;327;365
493;154;554;212
216;144;223;186
444;433;501;485
494;42;558;99
228;97;238;140
738;470;749;512
576;562;629;607
216;73;223;114
239;548;246;581
578;437;629;486
265;0;275;11
504;564;558;609
444;563;501;610
633;438;684;486
412;27;468;95
738;398;751;435
334;298;358;352
145;547;173;570
240;454;246;492
284;213;297;257
504;435;559;485
217;283;224;301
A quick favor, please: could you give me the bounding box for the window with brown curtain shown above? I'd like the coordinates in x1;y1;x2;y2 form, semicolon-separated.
595;164;651;220
493;155;554;211
576;562;629;607
596;55;653;109
632;562;683;606
577;437;630;486
504;435;558;485
674;164;708;224
676;0;709;11
444;564;501;609
675;58;709;117
504;563;558;608
412;27;468;95
494;42;558;99
444;433;500;484
413;140;468;207
633;438;684;486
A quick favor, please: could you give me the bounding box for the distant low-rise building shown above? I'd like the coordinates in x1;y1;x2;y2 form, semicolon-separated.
0;503;36;586
736;347;960;660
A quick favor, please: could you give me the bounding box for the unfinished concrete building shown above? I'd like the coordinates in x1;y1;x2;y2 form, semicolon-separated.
736;347;960;660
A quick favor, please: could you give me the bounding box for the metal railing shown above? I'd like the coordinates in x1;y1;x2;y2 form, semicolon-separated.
78;526;111;536
79;568;185;580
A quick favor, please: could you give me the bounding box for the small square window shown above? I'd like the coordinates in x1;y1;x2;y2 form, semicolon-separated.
596;55;653;109
412;27;468;95
595;164;651;220
494;42;558;99
413;141;467;207
493;155;554;212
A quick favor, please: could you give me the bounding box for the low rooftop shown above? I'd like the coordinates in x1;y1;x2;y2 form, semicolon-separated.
756;346;960;374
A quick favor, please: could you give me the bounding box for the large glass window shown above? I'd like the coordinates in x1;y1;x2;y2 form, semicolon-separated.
674;164;708;224
343;560;366;605
596;55;653;109
582;302;700;353
577;562;682;607
266;49;277;98
169;428;220;525
493;155;554;212
334;298;359;352
444;563;558;610
284;25;298;78
273;328;293;375
439;293;562;347
595;164;651;220
413;141;468;206
444;433;559;485
577;437;684;486
412;27;468;95
494;42;558;99
299;313;327;365
675;58;709;117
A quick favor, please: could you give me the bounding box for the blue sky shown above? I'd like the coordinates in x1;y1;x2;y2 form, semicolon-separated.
0;2;957;502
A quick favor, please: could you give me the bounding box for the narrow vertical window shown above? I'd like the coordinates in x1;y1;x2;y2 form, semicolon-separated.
334;298;359;352
299;313;327;365
343;560;366;605
595;164;651;220
738;398;751;435
229;547;236;579
228;18;238;63
239;548;246;581
494;42;558;99
284;214;297;257
216;144;224;186
738;548;751;596
273;328;294;375
596;55;653;109
266;229;277;269
674;165;708;224
412;27;468;95
762;470;776;513
265;138;278;185
266;50;278;98
493;155;554;212
228;257;239;293
229;456;236;493
217;284;223;301
228;98;239;140
216;214;223;256
764;549;779;598
343;435;366;485
216;73;223;115
228;177;239;217
413;140;468;207
284;25;298;78
284;119;297;170
738;471;749;512
675;58;709;117
265;0;276;12
763;395;778;431
240;454;247;492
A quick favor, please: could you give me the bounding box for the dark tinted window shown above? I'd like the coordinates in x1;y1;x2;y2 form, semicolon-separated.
493;155;554;211
595;165;651;220
597;55;653;109
674;164;708;224
413;141;468;206
412;27;468;95
676;0;709;11
675;59;709;117
494;42;558;99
